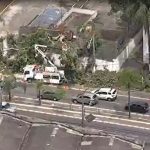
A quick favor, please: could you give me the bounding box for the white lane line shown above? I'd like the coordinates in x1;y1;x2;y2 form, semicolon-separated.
118;94;149;100
109;135;115;146
13;96;150;118
51;127;59;137
13;103;150;125
0;116;3;125
81;141;93;146
17;108;150;131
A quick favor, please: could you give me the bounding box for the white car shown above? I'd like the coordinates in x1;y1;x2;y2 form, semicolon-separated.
1;102;16;113
92;88;117;101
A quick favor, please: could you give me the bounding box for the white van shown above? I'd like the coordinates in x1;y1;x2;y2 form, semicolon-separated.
43;72;64;84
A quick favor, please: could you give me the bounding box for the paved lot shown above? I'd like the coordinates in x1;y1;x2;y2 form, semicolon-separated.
0;0;60;35
0;114;29;150
0;114;144;150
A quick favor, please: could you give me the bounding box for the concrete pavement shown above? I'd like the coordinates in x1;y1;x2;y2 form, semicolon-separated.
0;113;145;150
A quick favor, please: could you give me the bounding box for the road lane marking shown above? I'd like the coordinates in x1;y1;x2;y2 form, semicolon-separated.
17;108;150;131
109;135;115;146
81;141;93;146
12;101;150;121
0;116;3;124
118;94;149;100
66;129;82;136
13;103;150;125
51;127;59;137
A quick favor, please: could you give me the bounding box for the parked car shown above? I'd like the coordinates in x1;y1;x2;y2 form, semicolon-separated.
71;93;98;106
125;101;149;114
38;91;61;101
92;88;117;101
1;102;16;113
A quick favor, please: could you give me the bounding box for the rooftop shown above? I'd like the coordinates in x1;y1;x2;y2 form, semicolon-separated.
29;7;66;28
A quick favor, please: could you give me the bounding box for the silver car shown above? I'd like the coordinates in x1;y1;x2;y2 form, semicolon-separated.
72;93;98;106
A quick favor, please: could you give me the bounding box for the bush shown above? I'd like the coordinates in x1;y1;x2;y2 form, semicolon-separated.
77;68;143;90
56;88;66;99
117;69;142;90
78;69;118;88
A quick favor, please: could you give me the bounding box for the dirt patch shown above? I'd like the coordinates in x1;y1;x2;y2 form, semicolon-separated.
0;0;13;13
65;13;90;32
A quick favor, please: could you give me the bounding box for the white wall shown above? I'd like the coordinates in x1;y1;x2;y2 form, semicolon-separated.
143;26;149;64
50;29;142;72
95;29;143;72
56;8;97;26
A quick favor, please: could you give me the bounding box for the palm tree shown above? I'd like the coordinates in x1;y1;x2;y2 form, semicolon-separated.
2;75;16;101
36;80;43;105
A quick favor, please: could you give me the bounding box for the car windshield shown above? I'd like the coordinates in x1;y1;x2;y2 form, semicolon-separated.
2;103;10;109
43;75;50;79
94;89;99;93
112;90;116;94
51;76;59;79
144;103;149;108
93;95;97;99
24;71;30;75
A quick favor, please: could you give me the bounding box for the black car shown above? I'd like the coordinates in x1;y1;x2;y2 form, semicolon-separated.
125;101;149;114
72;93;98;106
38;91;61;101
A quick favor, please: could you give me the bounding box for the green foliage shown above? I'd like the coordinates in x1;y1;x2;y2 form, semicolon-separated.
78;69;118;88
117;69;142;89
36;80;43;91
11;29;58;72
55;88;66;99
77;68;143;90
2;75;16;101
60;41;80;82
7;34;17;48
108;0;150;26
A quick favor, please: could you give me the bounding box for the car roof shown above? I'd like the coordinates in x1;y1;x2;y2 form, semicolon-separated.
43;90;55;93
130;101;148;106
83;92;95;97
99;88;113;92
2;102;9;106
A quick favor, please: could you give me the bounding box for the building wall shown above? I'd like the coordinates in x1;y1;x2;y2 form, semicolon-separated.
51;29;142;72
96;28;142;72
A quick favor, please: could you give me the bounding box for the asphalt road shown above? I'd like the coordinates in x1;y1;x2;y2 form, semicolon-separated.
17;109;150;144
12;84;150;113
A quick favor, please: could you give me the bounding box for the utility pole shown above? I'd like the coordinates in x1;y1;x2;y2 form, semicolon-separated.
81;101;85;127
92;33;96;73
128;82;131;119
81;88;89;127
0;85;3;110
127;0;131;119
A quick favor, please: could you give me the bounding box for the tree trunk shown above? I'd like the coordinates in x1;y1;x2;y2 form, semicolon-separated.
8;91;11;101
38;89;41;105
143;14;150;66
